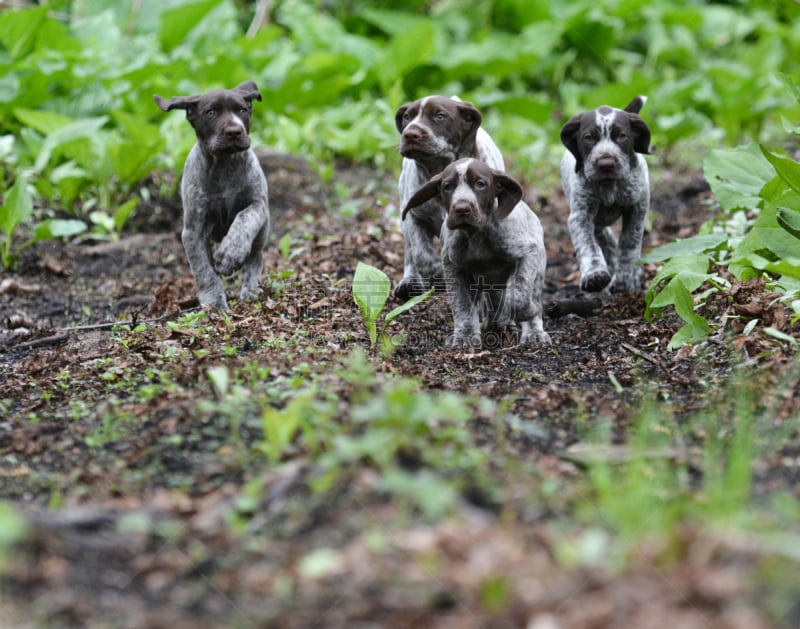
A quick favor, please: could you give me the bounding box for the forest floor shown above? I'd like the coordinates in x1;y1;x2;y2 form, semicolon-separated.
1;150;798;628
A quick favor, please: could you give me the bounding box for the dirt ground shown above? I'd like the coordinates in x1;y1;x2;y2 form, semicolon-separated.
1;152;798;628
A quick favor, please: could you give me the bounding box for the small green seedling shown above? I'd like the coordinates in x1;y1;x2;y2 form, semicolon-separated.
352;261;433;350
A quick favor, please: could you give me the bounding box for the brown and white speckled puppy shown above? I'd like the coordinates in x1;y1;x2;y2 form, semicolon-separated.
154;81;269;310
394;95;505;301
560;96;654;294
403;158;549;349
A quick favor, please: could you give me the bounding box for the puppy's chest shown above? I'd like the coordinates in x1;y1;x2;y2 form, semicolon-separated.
447;235;517;284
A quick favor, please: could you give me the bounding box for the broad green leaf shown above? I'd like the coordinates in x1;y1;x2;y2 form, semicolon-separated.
13;108;75;136
31;219;87;243
383;287;435;326
33;116;108;173
640;234;728;264
114;199;139;233
0;173;32;237
704;143;775;212
760;146;800;195
158;0;220;52
379;20;437;91
352;262;390;345
667;279;712;349
777;207;800;240
0;6;47;60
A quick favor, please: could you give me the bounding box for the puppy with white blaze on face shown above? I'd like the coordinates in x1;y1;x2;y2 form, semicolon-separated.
403;158;550;350
394;95;505;301
560;96;655;295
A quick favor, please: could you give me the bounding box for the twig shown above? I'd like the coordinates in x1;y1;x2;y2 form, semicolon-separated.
545;298;602;319
246;0;272;38
12;333;70;350
621;342;667;372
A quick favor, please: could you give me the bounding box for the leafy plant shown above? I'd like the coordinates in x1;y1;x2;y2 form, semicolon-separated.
352;261;434;351
1;172;86;269
644;138;800;348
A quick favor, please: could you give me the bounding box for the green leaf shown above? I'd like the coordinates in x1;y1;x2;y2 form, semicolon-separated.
777;207;800;240
760;146;800;195
379;19;437;90
0;173;32;237
667;279;712;349
383;287;434;326
703;143;776;212
31;219;87;243
640;234;728;264
0;6;47;60
352;262;390;345
114;199;139;234
33;116;109;173
158;0;220;52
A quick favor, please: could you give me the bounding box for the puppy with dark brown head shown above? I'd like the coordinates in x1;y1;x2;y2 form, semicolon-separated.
560;96;654;294
404;158;549;349
394;95;505;300
154;81;269;310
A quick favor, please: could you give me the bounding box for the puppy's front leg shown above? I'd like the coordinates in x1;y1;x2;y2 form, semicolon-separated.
611;201;647;293
445;268;481;349
396;206;444;300
215;201;269;277
568;205;611;292
182;212;227;309
239;220;270;301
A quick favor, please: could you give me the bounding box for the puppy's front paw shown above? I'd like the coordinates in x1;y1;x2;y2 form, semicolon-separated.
447;332;481;350
580;269;612;292
239;284;262;302
214;239;248;276
610;267;645;294
199;289;229;311
394;276;430;301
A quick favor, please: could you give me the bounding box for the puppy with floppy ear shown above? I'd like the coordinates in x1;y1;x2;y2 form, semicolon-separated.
394;95;506;301
154;81;270;310
560;96;654;294
404;158;549;349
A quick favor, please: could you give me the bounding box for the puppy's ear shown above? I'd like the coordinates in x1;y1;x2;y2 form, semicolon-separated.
402;176;442;220
627;113;655;155
493;171;523;220
560;114;584;172
153;94;201;113
624;95;647;114
456;101;482;152
395;104;411;133
234;81;262;103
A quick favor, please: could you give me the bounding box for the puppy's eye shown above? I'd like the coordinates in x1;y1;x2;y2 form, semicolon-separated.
205;108;217;118
617;132;628;141
434;112;447;122
474;179;487;189
583;133;595;142
239;107;249;115
442;182;455;192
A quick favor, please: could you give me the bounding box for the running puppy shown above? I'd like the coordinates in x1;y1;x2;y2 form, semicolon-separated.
394;95;505;300
560;96;654;294
403;158;550;349
154;81;269;310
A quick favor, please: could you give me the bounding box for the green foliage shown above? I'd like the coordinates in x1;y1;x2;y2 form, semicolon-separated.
645;128;800;347
352;261;434;350
252;351;489;520
1;0;798;247
0;172;86;269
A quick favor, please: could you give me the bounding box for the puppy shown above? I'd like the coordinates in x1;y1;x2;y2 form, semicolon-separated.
154;81;270;310
394;95;505;300
560;96;654;294
403;158;549;349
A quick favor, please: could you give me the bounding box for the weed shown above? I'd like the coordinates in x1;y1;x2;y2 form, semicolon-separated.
352;261;434;352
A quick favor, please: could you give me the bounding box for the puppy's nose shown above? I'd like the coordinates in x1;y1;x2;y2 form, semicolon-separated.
596;156;617;170
403;126;423;142
452;201;472;215
224;124;245;139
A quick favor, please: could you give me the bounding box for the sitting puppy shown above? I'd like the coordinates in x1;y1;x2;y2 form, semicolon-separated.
154;81;270;310
403;158;550;349
560;96;654;294
394;95;505;300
